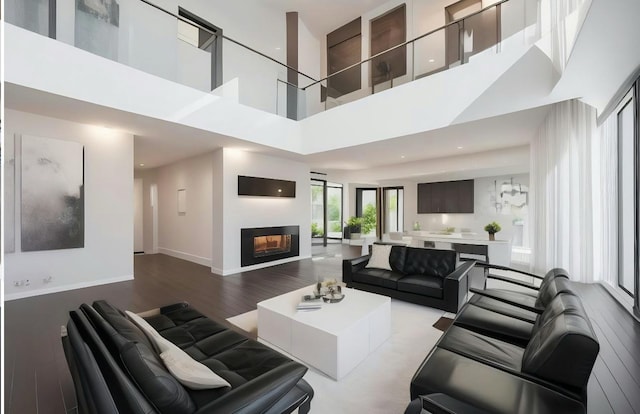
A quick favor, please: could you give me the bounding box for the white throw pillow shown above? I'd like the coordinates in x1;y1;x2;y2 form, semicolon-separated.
126;310;230;389
365;244;393;271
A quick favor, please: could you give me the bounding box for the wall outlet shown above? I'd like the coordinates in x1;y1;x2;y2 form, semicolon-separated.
14;280;23;287
24;279;31;286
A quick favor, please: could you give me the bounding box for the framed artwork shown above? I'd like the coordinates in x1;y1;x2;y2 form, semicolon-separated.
178;189;187;214
5;134;16;253
21;135;85;251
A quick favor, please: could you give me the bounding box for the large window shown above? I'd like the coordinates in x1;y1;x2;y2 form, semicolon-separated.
356;188;378;237
383;187;404;233
618;93;636;297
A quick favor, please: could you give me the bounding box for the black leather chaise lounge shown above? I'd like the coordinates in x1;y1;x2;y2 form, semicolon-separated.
62;300;313;414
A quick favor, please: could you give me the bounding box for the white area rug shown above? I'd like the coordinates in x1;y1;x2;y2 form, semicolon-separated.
227;300;446;414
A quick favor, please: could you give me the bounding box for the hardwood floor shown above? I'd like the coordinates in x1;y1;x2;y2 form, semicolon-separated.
4;248;640;413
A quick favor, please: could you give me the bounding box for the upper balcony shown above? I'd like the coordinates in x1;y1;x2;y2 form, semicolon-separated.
4;0;592;156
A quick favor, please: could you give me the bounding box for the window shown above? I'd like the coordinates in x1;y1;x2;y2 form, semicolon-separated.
383;187;404;233
356;188;379;237
6;0;56;38
327;18;362;98
370;5;406;86
618;93;636;297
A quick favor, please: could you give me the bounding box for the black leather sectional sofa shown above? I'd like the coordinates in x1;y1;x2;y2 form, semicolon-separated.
343;245;475;312
62;300;313;414
406;268;599;414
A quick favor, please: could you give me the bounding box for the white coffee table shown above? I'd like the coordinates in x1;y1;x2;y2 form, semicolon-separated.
257;285;391;380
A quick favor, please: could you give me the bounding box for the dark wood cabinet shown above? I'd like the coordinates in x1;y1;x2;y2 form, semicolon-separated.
417;180;474;213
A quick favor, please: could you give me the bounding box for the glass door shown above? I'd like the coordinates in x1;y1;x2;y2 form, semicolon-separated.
311;179;326;246
327;183;343;240
356;188;379;237
383;187;404;233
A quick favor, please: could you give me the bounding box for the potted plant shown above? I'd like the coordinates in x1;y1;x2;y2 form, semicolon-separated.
484;222;501;241
346;216;363;240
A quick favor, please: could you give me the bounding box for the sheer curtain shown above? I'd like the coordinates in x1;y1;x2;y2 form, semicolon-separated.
592;115;618;285
530;99;597;282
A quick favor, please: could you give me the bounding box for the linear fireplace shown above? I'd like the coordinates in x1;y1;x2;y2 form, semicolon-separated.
241;226;300;267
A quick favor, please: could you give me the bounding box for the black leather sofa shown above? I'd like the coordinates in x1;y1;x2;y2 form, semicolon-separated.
62;300;313;414
407;273;599;414
342;246;475;312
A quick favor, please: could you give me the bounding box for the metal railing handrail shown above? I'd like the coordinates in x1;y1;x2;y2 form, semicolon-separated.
138;0;319;83
300;0;511;91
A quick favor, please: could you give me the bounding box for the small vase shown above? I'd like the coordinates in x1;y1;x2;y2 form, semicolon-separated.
488;233;495;241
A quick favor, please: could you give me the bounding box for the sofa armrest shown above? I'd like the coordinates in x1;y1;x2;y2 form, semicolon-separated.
443;261;475;313
486;274;540;291
417;394;491;414
475;263;542;280
195;363;308;414
342;255;370;284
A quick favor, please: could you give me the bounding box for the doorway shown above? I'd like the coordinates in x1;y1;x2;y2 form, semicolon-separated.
134;178;144;254
311;179;343;247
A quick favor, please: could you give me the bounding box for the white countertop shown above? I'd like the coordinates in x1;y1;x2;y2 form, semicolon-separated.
407;231;510;245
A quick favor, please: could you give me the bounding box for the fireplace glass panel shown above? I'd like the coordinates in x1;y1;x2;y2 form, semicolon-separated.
253;235;292;257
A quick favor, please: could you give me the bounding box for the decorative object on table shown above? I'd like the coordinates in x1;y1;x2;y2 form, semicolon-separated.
21;135;84;252
322;285;345;303
484;221;501;241
297;293;323;311
444;227;455;234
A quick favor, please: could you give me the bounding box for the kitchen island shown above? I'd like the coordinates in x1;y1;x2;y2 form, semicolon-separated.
406;231;511;266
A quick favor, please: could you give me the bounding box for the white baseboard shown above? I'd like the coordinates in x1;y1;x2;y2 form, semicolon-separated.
220;255;312;276
5;274;134;301
158;247;212;267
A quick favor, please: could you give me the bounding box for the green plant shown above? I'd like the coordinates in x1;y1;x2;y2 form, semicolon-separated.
444;227;455;233
361;204;377;234
347;216;362;232
330;221;342;232
484;222;502;234
311;222;324;237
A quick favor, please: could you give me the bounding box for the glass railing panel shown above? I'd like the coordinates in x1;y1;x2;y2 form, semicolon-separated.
222;37;288;115
5;0;51;37
413;26;449;79
371;43;414;94
460;6;500;63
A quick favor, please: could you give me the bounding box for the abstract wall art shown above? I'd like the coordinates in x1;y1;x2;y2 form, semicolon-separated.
21;135;85;252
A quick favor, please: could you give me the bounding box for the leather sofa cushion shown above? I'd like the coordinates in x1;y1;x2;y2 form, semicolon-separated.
403;248;456;278
389;246;408;274
397;275;443;298
437;326;524;372
352;269;405;289
534;293;585;331
410;347;587;413
120;341;196;414
535;277;575;308
468;295;538;323
93;300;154;351
454;303;534;345
522;312;599;390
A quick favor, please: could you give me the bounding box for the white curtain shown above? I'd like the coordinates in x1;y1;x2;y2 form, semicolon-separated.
592;115;618;285
530;99;597;281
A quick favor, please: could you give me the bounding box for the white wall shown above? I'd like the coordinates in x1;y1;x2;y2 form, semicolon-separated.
214;148;312;275
140;152;214;266
134;178;144;252
402;173;530;245
5;110;134;299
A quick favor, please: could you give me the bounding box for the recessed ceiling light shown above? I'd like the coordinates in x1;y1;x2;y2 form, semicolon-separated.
457;146;463;150
139;163;145;167
275;47;281;50
278;189;282;192
428;59;435;63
